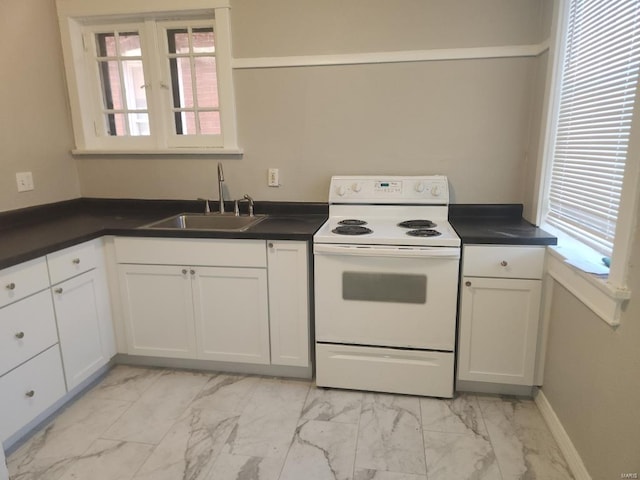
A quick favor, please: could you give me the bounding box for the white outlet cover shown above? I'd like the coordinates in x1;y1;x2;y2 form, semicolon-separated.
16;171;34;192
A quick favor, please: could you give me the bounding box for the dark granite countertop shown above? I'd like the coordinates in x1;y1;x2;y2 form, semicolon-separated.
449;204;557;246
0;199;328;270
0;200;556;270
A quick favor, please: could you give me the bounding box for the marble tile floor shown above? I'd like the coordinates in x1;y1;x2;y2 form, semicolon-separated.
6;365;574;480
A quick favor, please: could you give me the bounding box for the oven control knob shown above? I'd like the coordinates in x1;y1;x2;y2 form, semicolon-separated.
336;185;346;196
414;182;426;193
351;183;362;193
431;185;442;196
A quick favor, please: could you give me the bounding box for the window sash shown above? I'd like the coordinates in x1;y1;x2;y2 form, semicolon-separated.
81;17;226;149
546;0;640;257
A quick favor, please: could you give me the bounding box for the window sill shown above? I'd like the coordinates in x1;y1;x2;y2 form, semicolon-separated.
71;147;244;156
546;247;631;327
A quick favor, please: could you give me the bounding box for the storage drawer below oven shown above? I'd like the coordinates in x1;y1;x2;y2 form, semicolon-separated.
316;343;454;398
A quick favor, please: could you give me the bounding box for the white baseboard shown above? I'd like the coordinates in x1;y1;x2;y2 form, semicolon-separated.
534;389;592;480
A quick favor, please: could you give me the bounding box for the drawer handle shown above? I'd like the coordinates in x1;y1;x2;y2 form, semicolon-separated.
72;258;81;265
268;242;274;249
182;269;188;275
25;390;35;398
190;269;196;275
54;287;63;294
6;282;16;290
15;331;25;339
500;260;508;267
465;281;472;287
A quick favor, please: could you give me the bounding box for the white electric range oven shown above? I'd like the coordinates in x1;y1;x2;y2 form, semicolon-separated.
313;176;460;397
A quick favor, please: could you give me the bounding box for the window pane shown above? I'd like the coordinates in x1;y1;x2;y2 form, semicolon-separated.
199;111;220;135
195;57;218;108
128;113;150;136
167;29;189;54
119;32;141;57
169;57;194;108
192;27;215;53
177;111;196;135
96;33;116;57
122;60;148;109
107;113;127;136
98;60;123;110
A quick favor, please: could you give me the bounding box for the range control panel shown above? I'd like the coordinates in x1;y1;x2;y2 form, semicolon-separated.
329;175;450;204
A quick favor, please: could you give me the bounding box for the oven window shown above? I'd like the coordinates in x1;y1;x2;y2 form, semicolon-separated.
342;272;426;304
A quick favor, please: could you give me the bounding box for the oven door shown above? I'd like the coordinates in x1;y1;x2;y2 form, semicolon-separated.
314;243;460;351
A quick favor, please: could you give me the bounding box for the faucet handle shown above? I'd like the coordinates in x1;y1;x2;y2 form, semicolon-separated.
197;198;211;213
234;200;240;216
243;194;255;217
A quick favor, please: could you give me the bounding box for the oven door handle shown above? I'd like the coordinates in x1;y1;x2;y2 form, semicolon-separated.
313;244;460;259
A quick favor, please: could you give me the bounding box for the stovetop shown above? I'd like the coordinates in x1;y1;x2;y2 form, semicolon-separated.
314;175;460;247
314;215;460;247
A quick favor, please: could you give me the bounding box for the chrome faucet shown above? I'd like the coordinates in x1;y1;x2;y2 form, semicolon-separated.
243;194;255;217
217;162;225;214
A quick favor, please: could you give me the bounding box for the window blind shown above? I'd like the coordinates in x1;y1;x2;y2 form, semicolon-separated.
547;0;640;257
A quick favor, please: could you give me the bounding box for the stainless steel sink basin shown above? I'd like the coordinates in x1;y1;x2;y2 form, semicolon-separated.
141;213;266;231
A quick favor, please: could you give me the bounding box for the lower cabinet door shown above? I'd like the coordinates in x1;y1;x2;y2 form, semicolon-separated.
53;271;108;390
118;264;197;359
0;345;66;442
267;241;310;367
193;267;270;364
457;276;542;385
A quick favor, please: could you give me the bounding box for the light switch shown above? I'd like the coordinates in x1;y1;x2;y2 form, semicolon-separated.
268;168;280;187
16;172;34;192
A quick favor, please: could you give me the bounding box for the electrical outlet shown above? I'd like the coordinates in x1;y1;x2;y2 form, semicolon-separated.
16;172;34;192
268;168;279;187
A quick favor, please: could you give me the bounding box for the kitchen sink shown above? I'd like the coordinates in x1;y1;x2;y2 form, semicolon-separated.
141;213;266;231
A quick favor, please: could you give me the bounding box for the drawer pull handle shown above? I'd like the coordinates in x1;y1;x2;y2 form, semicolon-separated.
465;281;472;287
72;258;81;264
54;287;63;294
6;282;16;290
15;331;25;339
190;269;196;275
500;260;508;267
25;390;35;398
182;269;188;275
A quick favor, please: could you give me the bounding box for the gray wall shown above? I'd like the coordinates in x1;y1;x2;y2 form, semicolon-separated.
542;232;640;478
0;0;80;213
76;0;550;204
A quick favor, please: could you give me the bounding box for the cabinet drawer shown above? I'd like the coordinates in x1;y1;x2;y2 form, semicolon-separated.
463;245;545;279
114;237;267;267
0;345;67;442
47;241;98;285
0;290;58;376
316;343;454;398
0;257;49;308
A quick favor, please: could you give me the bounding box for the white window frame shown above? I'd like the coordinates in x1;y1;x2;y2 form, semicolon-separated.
536;0;639;326
56;0;241;155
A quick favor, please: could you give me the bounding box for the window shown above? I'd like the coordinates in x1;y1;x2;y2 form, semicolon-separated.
544;0;640;258
56;0;239;154
539;0;640;325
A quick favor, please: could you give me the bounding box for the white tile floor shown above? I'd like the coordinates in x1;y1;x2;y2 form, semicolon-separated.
7;366;574;480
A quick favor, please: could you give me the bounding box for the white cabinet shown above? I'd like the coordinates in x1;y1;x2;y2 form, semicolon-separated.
194;267;270;364
47;240;115;391
457;245;545;386
0;345;67;443
115;237;271;365
0;258;66;443
118;264;197;358
267;241;310;367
